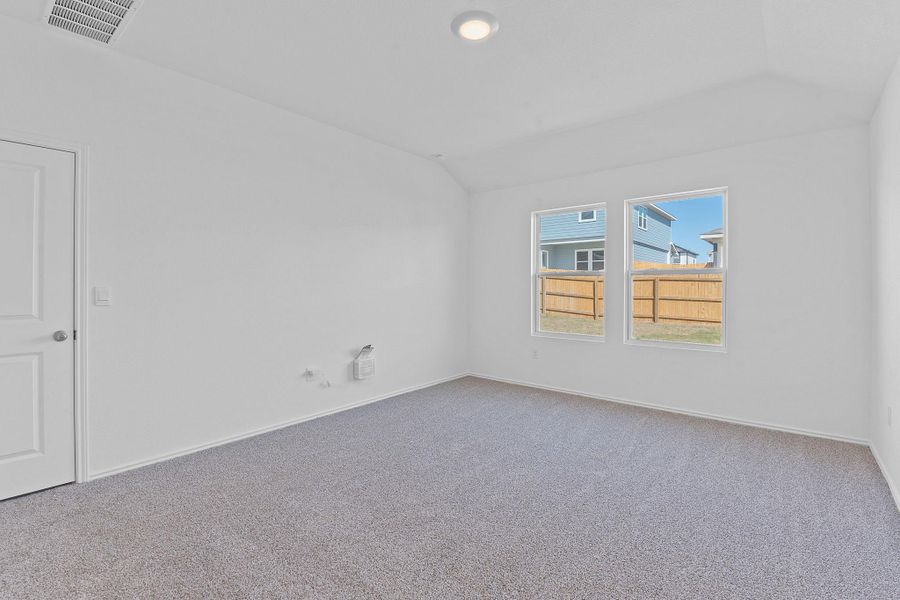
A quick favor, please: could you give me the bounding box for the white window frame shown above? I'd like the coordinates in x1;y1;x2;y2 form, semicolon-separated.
540;250;550;269
624;188;727;352
574;248;604;271
637;206;648;230
577;210;596;223
532;202;607;342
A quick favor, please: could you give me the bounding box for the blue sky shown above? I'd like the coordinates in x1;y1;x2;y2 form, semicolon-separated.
656;194;723;257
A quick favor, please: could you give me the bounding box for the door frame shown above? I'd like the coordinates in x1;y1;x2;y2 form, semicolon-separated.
0;128;90;484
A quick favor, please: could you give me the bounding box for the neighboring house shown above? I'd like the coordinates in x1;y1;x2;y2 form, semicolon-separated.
539;209;607;271
539;205;675;270
669;243;698;265
700;227;724;267
631;204;677;264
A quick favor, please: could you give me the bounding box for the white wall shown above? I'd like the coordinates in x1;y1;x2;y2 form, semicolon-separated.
0;16;469;477
469;127;871;441
869;56;900;504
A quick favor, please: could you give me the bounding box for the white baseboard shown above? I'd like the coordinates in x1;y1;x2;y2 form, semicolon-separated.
87;370;898;513
467;372;869;446
473;371;898;511
87;373;468;481
869;443;900;512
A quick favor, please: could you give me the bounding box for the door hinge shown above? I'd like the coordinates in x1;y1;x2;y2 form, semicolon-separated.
73;329;77;341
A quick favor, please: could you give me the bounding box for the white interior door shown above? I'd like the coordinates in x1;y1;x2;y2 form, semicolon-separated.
0;139;75;500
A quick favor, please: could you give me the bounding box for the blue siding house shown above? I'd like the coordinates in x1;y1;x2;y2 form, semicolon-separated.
539;205;676;270
539;209;607;270
631;204;676;264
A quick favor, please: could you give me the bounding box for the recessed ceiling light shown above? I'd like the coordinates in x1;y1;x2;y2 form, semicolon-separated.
451;11;499;42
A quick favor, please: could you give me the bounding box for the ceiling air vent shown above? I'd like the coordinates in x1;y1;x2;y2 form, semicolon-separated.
45;0;141;45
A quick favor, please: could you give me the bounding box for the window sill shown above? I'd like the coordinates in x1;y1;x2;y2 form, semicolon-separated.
623;337;726;353
532;330;605;344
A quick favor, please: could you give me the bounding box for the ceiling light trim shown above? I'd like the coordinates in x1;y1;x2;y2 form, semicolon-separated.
451;10;499;42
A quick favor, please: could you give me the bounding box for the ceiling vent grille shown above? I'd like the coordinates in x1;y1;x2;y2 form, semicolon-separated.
45;0;140;45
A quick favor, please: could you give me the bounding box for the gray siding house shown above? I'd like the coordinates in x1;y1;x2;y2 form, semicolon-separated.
670;243;699;264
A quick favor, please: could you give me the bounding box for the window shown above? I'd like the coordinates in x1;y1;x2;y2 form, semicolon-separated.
575;248;604;271
533;204;606;340
626;189;726;349
637;206;648;230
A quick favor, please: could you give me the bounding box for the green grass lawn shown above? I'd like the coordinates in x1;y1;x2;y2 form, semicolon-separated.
633;321;721;345
539;313;604;336
539;312;721;345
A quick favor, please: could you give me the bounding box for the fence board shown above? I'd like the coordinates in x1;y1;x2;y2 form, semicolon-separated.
540;275;604;319
540;270;722;325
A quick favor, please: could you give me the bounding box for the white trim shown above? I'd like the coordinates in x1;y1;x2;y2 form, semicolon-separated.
647;203;678;222
540;237;606;246
87;373;468;480
577;210;597;223
0;129;90;484
625;187;728;352
467;373;869;445
636;205;648;230
473;370;896;510
870;443;900;512
623;333;726;353
531;330;605;344
533;202;606;341
575;247;605;272
532;202;607;218
540;250;549;269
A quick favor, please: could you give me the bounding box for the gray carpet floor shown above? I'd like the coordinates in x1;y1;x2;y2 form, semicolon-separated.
1;377;898;599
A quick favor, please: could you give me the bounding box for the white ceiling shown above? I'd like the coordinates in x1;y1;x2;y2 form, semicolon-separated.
4;0;900;190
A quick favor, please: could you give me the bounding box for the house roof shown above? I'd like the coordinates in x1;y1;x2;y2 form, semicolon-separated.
647;203;677;221
700;227;723;237
670;243;698;256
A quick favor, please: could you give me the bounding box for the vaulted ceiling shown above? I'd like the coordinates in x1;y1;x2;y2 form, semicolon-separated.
4;0;900;190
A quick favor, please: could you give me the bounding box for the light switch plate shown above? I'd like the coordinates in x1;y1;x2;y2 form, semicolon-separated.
94;286;111;306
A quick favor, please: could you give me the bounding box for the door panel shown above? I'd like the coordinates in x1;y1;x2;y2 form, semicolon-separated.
0;140;75;500
0;164;40;318
0;354;41;459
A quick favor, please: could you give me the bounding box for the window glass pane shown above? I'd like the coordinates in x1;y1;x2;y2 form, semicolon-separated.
537;205;606;338
627;191;725;347
631;194;723;270
637;206;647;229
630;273;723;345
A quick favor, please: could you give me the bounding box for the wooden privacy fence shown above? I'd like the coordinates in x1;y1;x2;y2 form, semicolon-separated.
539;270;722;325
539;275;605;320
